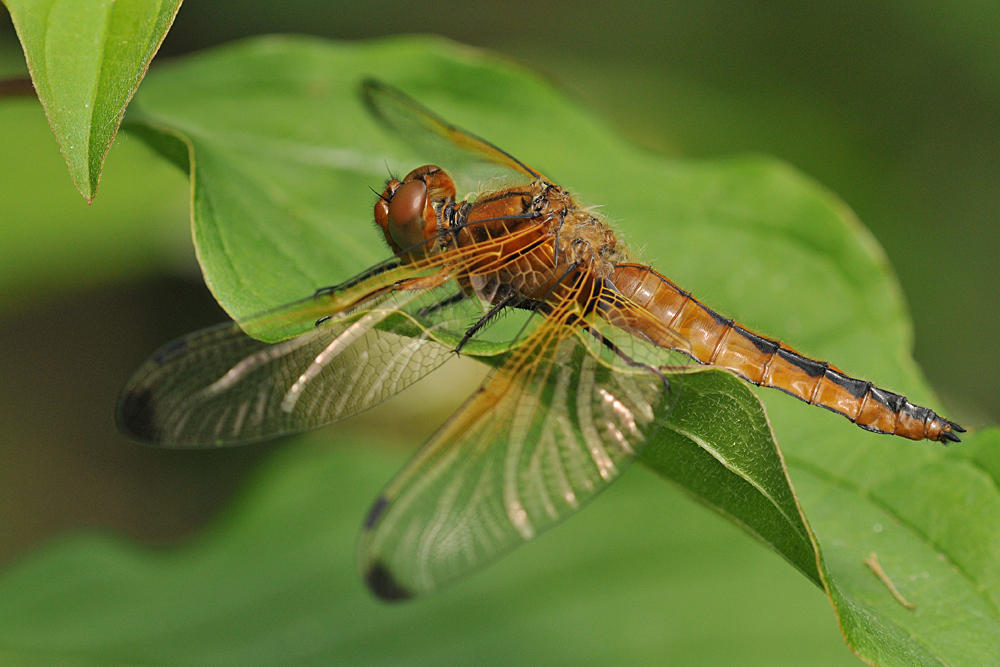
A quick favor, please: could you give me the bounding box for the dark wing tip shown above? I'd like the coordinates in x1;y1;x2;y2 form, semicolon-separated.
358;78;397;126
115;385;162;444
363;496;390;530
364;561;412;602
359;77;383;93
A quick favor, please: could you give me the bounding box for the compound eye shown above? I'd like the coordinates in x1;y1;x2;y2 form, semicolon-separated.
389;179;427;228
387;179;429;250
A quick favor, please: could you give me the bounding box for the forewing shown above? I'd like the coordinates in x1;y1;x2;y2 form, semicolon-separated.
117;278;483;447
358;310;685;599
361;79;549;192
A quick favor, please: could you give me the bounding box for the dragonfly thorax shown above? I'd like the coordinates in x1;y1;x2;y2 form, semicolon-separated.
455;179;631;294
544;187;632;279
377;163;633;311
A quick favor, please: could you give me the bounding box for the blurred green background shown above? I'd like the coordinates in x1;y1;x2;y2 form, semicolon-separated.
0;1;996;664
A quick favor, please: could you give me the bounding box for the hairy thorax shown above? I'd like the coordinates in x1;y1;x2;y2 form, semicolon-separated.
448;180;632;302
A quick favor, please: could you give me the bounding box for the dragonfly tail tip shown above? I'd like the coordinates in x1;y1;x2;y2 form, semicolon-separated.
939;429;962;444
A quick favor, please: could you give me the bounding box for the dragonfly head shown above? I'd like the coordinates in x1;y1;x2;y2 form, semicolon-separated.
374;165;456;258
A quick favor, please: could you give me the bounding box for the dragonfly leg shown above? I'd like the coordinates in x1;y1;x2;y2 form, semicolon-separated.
312;266;453;328
455;286;521;354
313;260;402;297
512;297;551;316
584;323;672;392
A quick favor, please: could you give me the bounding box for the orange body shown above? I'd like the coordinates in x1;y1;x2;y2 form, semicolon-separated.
377;163;962;444
611;264;958;442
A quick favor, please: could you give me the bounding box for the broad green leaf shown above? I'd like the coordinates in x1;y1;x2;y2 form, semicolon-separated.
122;36;817;591
5;0;182;200
787;428;1000;665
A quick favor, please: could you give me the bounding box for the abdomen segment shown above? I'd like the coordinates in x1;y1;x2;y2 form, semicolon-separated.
611;264;964;443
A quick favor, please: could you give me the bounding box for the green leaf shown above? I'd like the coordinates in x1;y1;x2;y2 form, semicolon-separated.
3;35;994;665
122;36;821;596
643;369;821;587
788;427;1000;665
4;0;182;201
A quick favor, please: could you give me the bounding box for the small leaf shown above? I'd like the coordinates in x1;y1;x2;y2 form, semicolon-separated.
5;0;182;200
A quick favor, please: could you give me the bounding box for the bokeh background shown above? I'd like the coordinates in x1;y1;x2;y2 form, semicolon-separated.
1;1;996;664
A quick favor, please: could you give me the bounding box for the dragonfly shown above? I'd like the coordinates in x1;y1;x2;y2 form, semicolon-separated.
117;79;964;601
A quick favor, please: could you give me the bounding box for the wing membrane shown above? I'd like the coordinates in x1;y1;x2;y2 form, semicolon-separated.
358;292;686;599
117;276;484;447
361;79;549;190
117;207;560;448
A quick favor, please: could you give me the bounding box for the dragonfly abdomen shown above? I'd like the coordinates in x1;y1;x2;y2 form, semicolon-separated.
611;264;963;443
